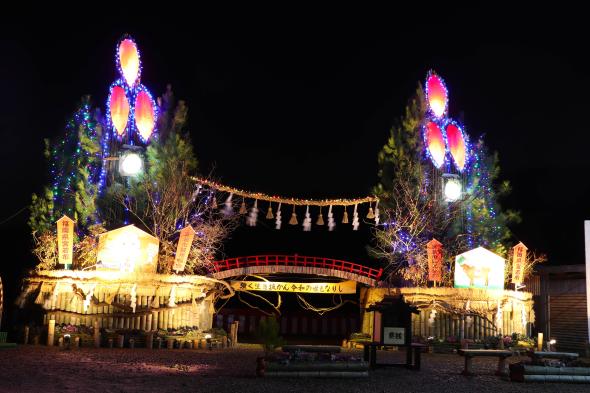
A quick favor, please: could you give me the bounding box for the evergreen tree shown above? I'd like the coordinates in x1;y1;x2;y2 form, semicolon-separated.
29;96;103;235
372;82;518;284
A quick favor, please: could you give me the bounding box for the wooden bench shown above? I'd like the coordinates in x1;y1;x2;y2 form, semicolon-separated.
458;349;512;376
527;351;579;365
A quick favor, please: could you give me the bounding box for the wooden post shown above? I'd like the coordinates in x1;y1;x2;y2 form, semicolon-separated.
462;355;473;376
94;320;100;348
24;326;29;345
47;319;55;346
146;332;154;349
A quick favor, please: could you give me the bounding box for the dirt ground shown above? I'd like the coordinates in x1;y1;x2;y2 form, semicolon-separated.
0;345;589;393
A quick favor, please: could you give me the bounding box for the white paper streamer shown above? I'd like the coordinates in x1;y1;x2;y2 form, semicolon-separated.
303;205;312;231
328;205;335;231
247;200;258;226
275;202;282;230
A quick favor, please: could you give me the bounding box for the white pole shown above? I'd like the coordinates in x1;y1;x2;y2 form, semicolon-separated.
584;221;590;344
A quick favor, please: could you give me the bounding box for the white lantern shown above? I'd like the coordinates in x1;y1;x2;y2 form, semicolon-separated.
119;151;143;177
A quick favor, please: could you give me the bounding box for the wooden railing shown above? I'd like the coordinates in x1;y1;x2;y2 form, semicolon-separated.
212;255;383;280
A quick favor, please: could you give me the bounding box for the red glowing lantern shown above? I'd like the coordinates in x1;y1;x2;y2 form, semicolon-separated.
445;122;467;171
134;89;156;141
426;73;448;118
118;38;140;88
424;121;445;168
109;85;130;137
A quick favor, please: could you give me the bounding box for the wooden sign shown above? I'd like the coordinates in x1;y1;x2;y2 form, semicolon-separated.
173;225;196;273
511;242;528;285
427;238;443;282
96;225;159;273
230;280;356;294
56;215;74;267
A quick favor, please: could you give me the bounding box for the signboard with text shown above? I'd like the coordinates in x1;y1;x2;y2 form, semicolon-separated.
56;215;74;267
230;280;356;294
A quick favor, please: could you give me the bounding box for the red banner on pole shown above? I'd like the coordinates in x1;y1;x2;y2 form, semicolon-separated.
427;238;443;282
511;242;528;284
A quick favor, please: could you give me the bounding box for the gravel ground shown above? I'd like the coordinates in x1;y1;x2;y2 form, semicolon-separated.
0;345;589;393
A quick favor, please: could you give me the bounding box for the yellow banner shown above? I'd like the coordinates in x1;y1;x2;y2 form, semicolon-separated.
230;280;356;294
56;215;74;266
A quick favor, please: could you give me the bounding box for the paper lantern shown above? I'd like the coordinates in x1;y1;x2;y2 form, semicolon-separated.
134;88;156;141
109;85;130;136
445;121;467;171
118;38;140;88
424;121;445;168
426;72;448;118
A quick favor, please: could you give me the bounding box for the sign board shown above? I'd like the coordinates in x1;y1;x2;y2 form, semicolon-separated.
56;215;74;266
454;246;505;290
173;225;196;273
96;225;159;273
427;238;443;282
511;242;528;284
230;280;356;294
383;327;405;345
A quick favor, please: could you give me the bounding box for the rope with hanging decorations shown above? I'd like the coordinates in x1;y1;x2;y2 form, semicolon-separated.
192;176;380;230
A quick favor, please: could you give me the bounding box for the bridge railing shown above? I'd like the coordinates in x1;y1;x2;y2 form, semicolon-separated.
212;255;383;280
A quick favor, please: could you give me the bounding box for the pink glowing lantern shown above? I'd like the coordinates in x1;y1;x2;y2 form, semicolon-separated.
134;90;156;141
118;38;140;88
445;122;467;171
109;86;130;136
426;73;448;118
424;121;446;168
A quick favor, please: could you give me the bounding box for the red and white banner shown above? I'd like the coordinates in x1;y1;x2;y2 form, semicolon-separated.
427;238;443;282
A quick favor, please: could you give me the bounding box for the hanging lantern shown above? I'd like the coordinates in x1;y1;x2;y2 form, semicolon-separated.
117;37;141;88
134;88;157;142
108;84;130;136
445;121;467;172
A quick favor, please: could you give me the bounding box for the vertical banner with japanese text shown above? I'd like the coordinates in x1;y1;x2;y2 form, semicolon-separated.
173;225;196;273
511;242;528;285
427;238;443;282
56;215;74;267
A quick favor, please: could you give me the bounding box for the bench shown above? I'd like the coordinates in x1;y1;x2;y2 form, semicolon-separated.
527;351;579;365
458;349;512;376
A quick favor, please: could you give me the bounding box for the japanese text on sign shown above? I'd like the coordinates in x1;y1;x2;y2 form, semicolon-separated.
230;280;357;294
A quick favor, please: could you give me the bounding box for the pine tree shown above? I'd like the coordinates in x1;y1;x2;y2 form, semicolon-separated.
29;96;103;235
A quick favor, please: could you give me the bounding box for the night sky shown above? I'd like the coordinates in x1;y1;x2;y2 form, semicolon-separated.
1;13;589;319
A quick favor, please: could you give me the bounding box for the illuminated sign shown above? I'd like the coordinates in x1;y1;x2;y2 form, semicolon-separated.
454;247;505;290
230;280;356;294
173;225;196;273
511;242;527;285
96;225;159;273
56;215;74;267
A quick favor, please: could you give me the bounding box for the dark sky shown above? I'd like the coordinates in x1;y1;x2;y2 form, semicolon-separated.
1;12;589;310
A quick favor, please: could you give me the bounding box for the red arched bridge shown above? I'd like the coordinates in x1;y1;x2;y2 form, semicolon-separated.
212;255;383;287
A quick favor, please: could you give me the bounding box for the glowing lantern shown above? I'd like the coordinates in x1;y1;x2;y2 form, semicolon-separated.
134;89;156;141
426;73;448;118
424;121;445;168
118;38;140;88
445;121;467;171
109;85;130;136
